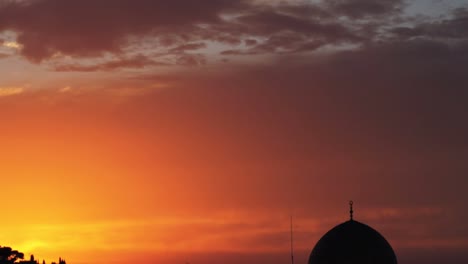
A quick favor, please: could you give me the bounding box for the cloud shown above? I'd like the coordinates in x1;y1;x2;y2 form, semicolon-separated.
175;53;206;66
2;40;22;49
0;0;407;64
233;8;356;39
52;55;166;72
2;0;461;70
59;86;71;93
391;7;468;40
0;86;23;96
0;0;245;62
327;0;405;18
169;42;207;53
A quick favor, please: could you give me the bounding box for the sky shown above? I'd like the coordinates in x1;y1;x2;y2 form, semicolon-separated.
0;0;468;263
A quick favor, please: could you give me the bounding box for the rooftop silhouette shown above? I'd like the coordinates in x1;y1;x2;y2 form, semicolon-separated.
308;201;397;264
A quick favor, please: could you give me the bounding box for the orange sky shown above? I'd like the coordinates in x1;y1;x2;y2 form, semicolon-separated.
1;80;468;264
1;1;468;264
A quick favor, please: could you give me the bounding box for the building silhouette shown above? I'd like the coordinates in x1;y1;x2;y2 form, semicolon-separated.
308;201;397;264
17;254;35;264
0;246;66;264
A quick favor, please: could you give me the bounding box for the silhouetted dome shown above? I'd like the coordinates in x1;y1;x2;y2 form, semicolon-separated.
308;217;397;264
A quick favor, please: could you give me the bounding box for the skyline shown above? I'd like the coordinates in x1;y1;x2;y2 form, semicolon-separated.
1;0;468;263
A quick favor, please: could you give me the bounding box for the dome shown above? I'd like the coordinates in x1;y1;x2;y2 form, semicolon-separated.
308;203;397;264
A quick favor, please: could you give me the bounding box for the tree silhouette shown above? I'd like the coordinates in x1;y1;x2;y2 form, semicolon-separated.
0;246;24;263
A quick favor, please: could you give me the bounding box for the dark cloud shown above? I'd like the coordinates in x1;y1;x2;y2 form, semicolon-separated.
234;9;356;39
175;53;206;66
244;39;257;46
5;0;457;67
169;42;207;53
0;0;244;62
392;7;468;40
52;54;166;72
327;0;404;18
0;0;407;64
221;34;324;55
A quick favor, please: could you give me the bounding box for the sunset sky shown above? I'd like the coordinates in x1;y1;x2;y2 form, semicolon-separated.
1;0;468;264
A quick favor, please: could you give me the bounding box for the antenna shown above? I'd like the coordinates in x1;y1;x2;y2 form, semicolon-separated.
349;200;354;221
290;215;295;264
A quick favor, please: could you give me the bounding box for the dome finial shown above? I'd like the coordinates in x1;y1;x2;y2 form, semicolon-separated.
349;200;354;220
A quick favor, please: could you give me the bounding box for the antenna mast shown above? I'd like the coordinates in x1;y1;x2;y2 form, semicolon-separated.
290;215;295;264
